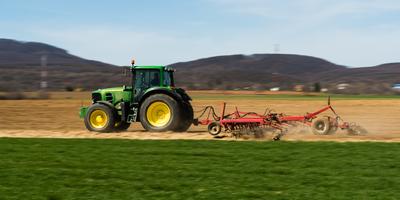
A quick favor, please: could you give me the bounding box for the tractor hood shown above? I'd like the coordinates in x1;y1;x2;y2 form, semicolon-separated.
92;86;132;104
93;86;130;93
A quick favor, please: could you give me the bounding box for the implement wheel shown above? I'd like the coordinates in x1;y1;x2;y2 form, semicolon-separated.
208;122;221;136
311;118;331;135
84;104;116;132
140;94;180;132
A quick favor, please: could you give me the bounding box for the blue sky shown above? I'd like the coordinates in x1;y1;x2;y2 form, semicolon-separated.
1;0;400;66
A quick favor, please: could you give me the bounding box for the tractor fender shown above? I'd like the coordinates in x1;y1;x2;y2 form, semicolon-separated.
96;101;115;109
139;88;184;105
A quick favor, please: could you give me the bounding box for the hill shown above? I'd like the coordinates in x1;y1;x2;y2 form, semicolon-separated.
0;39;126;91
0;38;399;93
172;54;346;90
172;54;400;93
0;39;114;67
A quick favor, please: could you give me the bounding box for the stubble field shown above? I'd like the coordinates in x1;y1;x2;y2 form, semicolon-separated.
0;91;399;142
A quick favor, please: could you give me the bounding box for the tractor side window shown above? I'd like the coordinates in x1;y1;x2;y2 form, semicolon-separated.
134;70;149;88
149;71;160;87
163;71;171;86
163;71;174;86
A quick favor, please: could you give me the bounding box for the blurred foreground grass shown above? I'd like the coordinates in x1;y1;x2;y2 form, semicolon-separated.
1;138;400;200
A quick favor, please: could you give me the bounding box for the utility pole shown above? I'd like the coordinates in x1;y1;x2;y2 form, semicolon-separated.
40;55;48;91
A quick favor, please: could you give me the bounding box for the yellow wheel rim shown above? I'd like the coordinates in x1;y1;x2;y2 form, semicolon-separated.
146;102;171;127
89;110;109;129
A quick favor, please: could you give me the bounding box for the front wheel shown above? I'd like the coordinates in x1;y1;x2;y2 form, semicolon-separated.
84;104;116;132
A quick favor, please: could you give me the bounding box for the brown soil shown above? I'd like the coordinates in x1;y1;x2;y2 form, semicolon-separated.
0;92;399;142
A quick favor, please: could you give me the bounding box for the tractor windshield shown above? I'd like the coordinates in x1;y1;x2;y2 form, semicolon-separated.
163;71;174;87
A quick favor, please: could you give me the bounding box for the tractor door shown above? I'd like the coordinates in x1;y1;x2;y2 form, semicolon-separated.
133;69;161;102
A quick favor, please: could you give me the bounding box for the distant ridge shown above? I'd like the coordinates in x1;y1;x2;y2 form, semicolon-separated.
0;38;399;93
172;54;400;93
0;39;124;91
0;39;114;67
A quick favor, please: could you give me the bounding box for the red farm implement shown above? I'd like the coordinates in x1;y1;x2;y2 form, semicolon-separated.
193;97;367;140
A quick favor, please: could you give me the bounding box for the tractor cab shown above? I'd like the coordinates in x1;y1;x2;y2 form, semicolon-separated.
130;59;174;87
132;66;174;87
131;66;176;103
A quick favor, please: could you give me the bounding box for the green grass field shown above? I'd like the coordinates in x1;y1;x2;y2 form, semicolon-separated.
1;138;400;200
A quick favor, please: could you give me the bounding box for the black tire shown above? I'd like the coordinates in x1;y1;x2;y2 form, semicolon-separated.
208;122;221;136
140;94;180;132
173;101;194;132
311;118;331;135
114;121;131;131
84;104;116;132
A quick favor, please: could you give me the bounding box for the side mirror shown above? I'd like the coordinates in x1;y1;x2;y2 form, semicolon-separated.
131;59;135;66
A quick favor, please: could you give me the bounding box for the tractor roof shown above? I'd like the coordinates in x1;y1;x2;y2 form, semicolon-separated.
132;65;165;70
131;65;175;71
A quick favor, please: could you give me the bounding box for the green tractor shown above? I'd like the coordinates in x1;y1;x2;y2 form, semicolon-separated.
79;60;193;132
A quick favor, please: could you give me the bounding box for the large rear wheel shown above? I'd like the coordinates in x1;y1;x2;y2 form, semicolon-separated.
173;101;193;132
84;104;116;132
140;94;180;132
